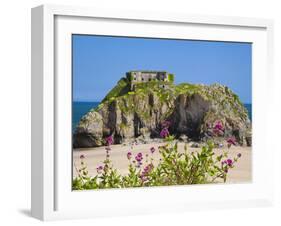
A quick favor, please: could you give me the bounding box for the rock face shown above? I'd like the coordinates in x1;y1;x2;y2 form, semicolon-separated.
73;111;103;147
169;94;211;138
73;79;251;148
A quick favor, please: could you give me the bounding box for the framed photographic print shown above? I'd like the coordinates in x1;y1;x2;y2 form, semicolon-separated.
31;4;274;221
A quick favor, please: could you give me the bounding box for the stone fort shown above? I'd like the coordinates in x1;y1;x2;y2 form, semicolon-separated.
126;71;173;90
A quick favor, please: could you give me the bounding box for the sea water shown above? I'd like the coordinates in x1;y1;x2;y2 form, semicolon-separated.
244;103;252;121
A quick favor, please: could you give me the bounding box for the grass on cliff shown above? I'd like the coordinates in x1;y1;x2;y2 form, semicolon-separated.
97;77;247;121
101;77;130;103
100;77;206;105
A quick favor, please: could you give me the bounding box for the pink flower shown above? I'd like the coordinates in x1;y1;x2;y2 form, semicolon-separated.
214;121;224;131
213;121;224;136
140;164;154;181
226;159;233;166
105;135;114;146
135;152;143;162
160;128;169;138
79;154;85;159
237;153;242;158
96;165;103;174
150;147;156;154
227;137;236;146
127;151;132;160
144;164;153;173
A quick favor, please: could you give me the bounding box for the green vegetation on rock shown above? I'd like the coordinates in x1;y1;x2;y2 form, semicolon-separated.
74;74;251;148
101;77;130;103
168;73;174;83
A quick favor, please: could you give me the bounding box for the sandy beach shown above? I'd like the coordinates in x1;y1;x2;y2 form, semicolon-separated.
73;142;251;184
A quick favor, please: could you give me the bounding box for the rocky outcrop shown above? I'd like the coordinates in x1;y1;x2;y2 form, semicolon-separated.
73;111;103;147
169;94;211;139
73;79;251;148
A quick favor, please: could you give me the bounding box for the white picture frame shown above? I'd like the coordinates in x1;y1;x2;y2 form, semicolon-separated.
31;4;274;221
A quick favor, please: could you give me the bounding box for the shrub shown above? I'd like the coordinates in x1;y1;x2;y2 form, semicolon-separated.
168;73;174;83
73;135;241;190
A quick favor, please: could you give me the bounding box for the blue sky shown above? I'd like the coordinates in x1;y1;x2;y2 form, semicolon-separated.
73;35;252;103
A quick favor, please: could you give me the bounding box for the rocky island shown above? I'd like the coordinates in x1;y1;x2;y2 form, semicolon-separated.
73;71;251;148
